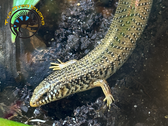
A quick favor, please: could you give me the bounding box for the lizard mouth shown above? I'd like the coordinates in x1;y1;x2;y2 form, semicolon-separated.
30;91;57;107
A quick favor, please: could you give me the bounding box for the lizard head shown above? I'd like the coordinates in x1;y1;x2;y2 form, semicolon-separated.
30;79;64;107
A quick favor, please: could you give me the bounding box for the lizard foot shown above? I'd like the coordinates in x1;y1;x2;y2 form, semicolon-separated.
49;59;77;70
103;94;114;109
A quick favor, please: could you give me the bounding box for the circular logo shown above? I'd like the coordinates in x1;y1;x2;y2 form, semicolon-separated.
10;9;40;39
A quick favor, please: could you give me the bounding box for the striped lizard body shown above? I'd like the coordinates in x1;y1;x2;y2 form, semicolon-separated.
30;0;153;108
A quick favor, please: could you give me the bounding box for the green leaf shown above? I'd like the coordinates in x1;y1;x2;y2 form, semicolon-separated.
0;118;31;126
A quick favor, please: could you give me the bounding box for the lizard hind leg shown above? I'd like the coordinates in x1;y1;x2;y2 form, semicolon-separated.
49;59;77;71
92;79;114;109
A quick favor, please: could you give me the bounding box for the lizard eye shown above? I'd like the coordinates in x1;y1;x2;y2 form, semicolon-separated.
42;92;48;98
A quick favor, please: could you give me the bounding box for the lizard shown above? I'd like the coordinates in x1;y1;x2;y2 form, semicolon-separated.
30;0;153;108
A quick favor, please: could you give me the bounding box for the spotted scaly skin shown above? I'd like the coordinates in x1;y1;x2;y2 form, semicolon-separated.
30;0;153;108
